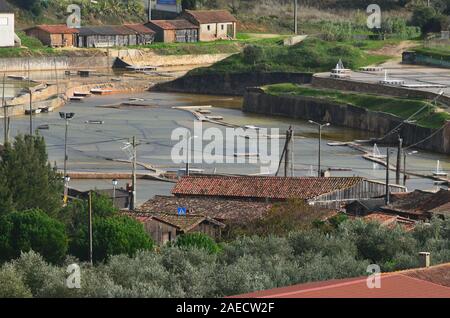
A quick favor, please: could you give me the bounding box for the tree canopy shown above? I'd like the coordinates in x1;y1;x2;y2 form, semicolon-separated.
0;135;63;217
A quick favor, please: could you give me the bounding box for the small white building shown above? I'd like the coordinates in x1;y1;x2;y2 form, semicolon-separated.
182;10;237;41
0;0;15;47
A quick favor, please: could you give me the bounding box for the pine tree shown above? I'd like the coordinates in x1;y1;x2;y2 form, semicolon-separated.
0;135;63;217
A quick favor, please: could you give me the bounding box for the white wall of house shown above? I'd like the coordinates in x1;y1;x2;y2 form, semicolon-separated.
0;13;15;47
199;22;235;41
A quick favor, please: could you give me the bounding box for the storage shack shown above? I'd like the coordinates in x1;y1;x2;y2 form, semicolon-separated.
25;24;79;47
77;24;155;48
145;19;198;43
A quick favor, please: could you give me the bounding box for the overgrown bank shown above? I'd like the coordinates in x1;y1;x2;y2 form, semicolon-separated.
243;84;450;154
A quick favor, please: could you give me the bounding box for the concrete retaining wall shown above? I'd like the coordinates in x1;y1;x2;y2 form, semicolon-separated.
0;55;115;72
154;72;313;96
243;88;450;154
312;75;450;107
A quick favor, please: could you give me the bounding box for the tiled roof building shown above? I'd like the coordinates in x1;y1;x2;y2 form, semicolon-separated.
136;195;274;222
382;189;450;220
235;263;450;298
171;176;406;210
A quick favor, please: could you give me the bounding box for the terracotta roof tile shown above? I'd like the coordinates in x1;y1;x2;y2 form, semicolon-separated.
124;24;155;34
28;24;79;34
184;10;237;24
384;189;450;216
234;263;450;298
136;195;273;222
146;19;198;30
126;211;224;232
172;176;364;200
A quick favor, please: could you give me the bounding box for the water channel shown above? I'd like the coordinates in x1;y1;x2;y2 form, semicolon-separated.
4;89;450;205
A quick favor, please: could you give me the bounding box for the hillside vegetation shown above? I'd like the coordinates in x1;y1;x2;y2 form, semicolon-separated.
191;38;391;75
264;83;450;129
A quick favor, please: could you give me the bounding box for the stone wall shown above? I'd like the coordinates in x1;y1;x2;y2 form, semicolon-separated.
154;72;313;96
312;75;450;107
243;88;450;154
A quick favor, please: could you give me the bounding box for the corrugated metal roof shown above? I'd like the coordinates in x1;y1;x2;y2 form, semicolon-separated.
124;24;155;34
26;25;79;34
78;25;138;36
184;10;237;24
172;176;364;200
146;19;198;30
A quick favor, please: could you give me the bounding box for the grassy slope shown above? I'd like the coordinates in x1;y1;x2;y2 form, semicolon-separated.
264;83;450;129
190;37;391;75
413;46;450;62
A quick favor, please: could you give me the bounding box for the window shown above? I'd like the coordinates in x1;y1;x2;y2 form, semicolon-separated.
0;17;8;26
221;25;224;30
207;25;211;31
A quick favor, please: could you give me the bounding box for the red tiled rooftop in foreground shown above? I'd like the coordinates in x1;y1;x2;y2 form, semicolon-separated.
234;263;450;298
172;176;364;200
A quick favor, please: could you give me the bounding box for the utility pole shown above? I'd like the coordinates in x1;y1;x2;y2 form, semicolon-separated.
309;121;331;177
148;0;152;22
385;148;390;205
2;73;7;145
60;112;75;204
291;128;295;177
28;59;33;136
131;136;137;210
396;136;403;185
294;0;298;35
284;128;291;177
88;190;93;266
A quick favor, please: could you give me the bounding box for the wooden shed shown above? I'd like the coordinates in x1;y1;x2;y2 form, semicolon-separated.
25;25;79;47
129;213;225;245
77;24;155;48
145;19;198;43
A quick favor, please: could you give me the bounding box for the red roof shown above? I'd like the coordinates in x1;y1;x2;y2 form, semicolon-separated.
28;24;79;34
234;263;450;298
172;176;364;200
124;24;155;34
385;189;450;217
146;19;198;30
184;10;237;24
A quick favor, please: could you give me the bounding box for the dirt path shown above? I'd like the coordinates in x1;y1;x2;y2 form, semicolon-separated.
368;40;418;58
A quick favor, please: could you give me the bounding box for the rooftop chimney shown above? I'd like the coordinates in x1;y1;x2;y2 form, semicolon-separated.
419;252;431;268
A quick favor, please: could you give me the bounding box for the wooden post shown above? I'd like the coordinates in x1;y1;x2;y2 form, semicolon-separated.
385;148;390;205
2;73;7;145
88;191;93;266
396;136;403;185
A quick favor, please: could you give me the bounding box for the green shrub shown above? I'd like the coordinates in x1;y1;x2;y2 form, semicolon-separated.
173;233;221;254
70;215;153;263
0;265;32;298
0;210;68;264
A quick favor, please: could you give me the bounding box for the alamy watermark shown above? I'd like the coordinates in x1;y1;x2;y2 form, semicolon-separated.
170;122;280;174
366;264;382;289
66;264;81;289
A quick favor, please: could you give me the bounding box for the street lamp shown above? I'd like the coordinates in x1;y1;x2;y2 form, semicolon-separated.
112;179;118;207
185;131;198;176
308;120;331;177
60;112;75;204
403;150;418;186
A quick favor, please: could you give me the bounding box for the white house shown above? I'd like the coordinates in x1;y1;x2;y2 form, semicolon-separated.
0;0;15;47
